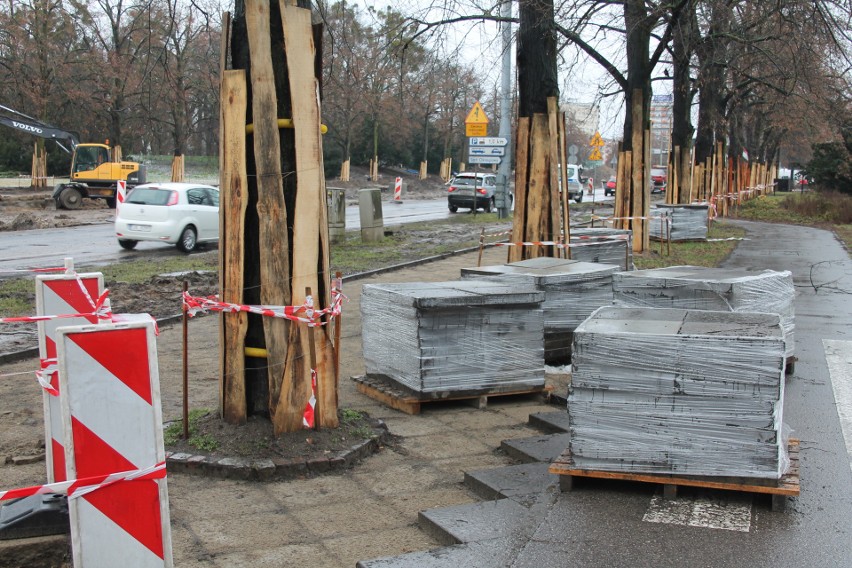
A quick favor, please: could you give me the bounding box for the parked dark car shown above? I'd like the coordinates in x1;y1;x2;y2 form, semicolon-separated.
604;176;617;197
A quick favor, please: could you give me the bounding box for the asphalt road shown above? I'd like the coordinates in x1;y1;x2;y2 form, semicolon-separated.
0;198;455;274
0;190;615;274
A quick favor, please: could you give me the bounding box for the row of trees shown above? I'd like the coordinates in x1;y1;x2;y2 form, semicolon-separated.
1;1;850;186
0;0;223;171
408;0;851;189
0;0;496;177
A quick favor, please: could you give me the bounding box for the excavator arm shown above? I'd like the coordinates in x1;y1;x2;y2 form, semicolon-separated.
0;104;79;153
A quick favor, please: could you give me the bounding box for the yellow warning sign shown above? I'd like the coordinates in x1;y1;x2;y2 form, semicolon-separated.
589;131;605;147
465;101;489;125
588;148;603;161
466;123;487;137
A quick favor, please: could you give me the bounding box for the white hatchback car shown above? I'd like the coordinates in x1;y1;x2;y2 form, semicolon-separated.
115;182;219;252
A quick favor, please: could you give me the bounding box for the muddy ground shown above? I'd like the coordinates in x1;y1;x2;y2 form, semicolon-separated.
0;169;516;466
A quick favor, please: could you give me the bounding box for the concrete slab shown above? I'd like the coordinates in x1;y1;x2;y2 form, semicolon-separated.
500;433;571;463
418;498;543;546
528;411;570;434
464;462;558;503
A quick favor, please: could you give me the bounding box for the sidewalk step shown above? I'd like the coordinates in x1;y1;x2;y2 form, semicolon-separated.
500;433;571;464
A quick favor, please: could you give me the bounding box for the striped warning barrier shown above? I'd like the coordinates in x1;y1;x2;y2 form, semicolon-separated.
56;319;172;567
393;177;403;203
35;271;105;483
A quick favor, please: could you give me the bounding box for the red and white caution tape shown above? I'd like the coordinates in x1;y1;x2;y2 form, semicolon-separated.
302;368;318;429
0;462;166;502
0;289;112;324
183;287;346;326
36;358;59;396
494;236;630;249
0;266;66;275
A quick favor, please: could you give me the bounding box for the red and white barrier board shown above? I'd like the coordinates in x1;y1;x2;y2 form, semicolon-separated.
36;271;105;483
56;319;173;568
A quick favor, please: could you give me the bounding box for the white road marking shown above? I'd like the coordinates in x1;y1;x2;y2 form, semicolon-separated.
824;339;852;473
643;492;753;532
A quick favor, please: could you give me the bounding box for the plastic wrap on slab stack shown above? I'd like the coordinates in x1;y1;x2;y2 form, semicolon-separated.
460;257;620;364
648;204;709;241
570;306;788;479
612;265;795;357
569;228;633;270
361;280;546;394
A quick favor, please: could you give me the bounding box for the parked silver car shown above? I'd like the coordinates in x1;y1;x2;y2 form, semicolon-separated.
447;172;512;213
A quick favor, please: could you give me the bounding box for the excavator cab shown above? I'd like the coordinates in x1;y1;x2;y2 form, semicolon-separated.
71;144;110;175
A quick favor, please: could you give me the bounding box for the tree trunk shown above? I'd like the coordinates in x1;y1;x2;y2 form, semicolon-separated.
670;3;697;202
227;0;336;433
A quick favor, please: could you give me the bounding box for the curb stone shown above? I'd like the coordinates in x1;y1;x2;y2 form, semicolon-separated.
164;421;390;481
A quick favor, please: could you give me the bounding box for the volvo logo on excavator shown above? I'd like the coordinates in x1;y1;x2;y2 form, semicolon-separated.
11;120;43;134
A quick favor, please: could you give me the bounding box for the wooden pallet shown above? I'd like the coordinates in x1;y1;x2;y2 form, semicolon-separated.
549;439;800;511
351;374;551;415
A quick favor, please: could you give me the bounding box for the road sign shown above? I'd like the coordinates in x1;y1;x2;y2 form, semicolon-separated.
469;137;508;146
466;123;487;137
465;101;489;124
468;156;501;165
469;146;505;156
568;144;579;155
465;101;489;138
589;148;603;161
590;131;605;147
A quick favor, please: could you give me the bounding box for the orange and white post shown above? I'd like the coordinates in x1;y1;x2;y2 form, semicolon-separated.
393;177;403;204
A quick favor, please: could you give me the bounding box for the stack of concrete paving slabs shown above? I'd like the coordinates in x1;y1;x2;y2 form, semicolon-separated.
569;228;633;270
612;265;795;357
460;257;620;364
649;203;710;241
569;306;788;479
361;280;546;394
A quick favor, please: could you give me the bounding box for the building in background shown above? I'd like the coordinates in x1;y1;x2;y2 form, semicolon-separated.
562;101;600;139
650;94;673;167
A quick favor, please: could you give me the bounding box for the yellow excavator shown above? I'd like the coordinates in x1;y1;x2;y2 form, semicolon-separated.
0;104;146;209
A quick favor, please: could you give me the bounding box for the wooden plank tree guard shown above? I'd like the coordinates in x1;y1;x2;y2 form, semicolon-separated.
220;0;338;434
510;97;567;262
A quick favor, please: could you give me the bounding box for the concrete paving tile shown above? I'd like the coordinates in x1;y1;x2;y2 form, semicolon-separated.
464;462;558;502
430;407;527;430
404;430;494;460
288;499;410;539
490;401;559;422
182;511;310;554
350;458;449;498
325;525;437;568
387;486;475;518
528;410;570;433
418;499;538;545
263;473;373;507
379;415;447;437
431;452;512;477
500;433;571;463
169;475;281;520
475;424;541;448
211;543;347;568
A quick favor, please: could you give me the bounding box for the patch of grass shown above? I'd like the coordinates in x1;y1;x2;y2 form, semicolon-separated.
339;408;374;438
81;254;218;285
0;277;35;316
164;408;214;448
835;224;852;252
634;222;746;270
739;192;852;225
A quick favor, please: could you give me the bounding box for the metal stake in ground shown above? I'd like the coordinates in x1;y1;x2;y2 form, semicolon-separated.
182;280;189;439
